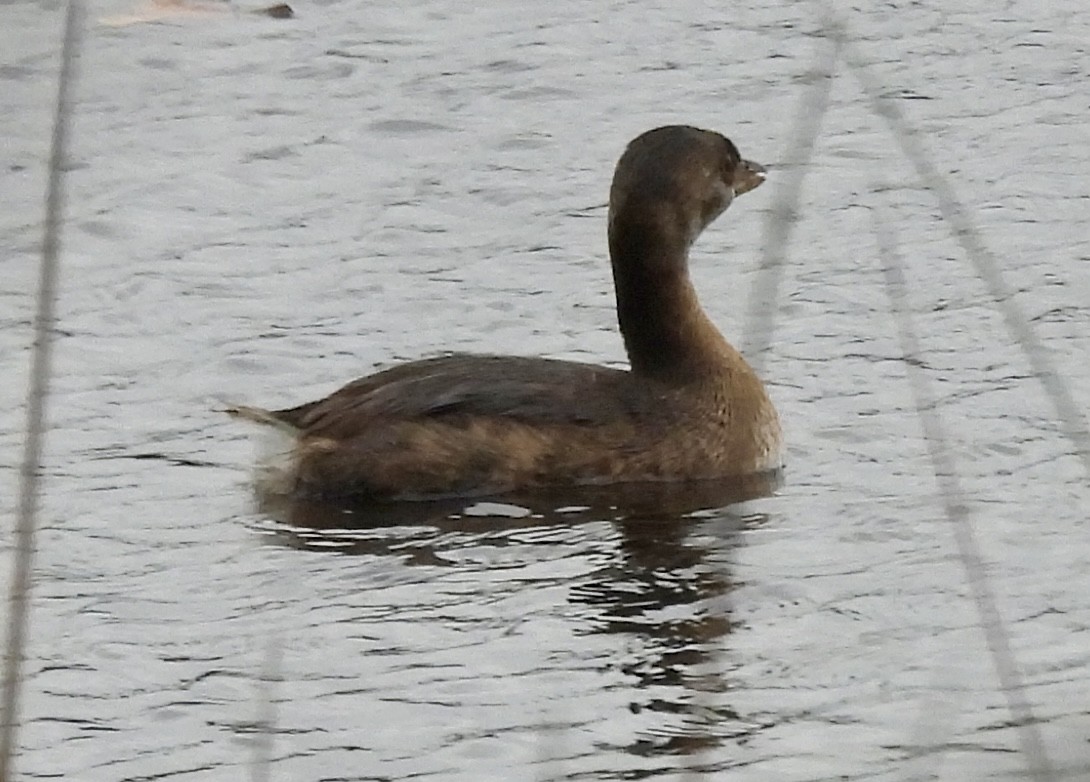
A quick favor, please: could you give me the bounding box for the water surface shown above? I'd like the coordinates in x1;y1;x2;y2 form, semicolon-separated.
1;1;1088;779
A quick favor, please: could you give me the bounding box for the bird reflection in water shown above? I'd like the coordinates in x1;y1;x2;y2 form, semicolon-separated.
572;513;758;759
253;470;781;763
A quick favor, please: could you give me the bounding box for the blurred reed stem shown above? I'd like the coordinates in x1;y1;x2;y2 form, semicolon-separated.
871;203;1054;782
1;0;83;777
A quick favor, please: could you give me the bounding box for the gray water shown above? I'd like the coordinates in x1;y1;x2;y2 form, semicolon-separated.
2;0;1089;779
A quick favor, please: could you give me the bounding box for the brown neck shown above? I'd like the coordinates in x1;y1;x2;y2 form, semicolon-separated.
609;217;732;381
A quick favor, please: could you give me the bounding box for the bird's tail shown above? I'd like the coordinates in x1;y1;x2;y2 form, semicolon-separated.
223;404;302;496
223;404;299;435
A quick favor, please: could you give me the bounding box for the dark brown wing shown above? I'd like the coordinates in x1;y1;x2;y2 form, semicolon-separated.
276;354;652;438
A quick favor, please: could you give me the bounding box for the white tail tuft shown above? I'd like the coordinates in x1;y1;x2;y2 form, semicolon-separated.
251;424;301;497
223;404;301;496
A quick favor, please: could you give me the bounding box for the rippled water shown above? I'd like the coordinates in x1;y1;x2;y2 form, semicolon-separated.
2;0;1088;779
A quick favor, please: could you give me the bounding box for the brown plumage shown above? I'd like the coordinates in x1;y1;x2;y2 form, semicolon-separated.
227;125;782;500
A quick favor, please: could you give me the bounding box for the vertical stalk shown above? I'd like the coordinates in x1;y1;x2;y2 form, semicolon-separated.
0;0;83;776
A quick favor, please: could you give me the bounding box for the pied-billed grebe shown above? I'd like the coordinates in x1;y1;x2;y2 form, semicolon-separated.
228;125;782;500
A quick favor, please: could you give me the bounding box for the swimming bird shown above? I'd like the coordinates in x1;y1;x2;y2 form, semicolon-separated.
228;125;782;500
